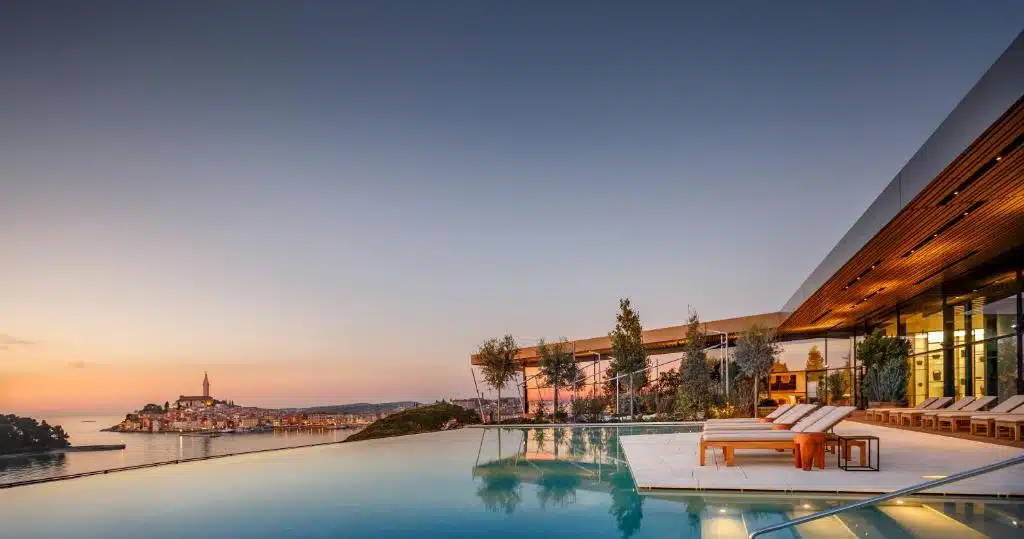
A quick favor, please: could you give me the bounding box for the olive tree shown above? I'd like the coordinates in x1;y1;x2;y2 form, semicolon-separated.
537;338;580;420
733;324;782;417
477;334;520;423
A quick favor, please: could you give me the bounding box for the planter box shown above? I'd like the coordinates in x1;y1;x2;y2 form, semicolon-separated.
756;406;776;418
868;401;903;409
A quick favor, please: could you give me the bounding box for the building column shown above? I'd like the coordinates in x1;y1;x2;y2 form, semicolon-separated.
1017;266;1024;395
852;326;858;407
964;303;974;397
984;314;999;396
942;294;956;398
523;366;529;414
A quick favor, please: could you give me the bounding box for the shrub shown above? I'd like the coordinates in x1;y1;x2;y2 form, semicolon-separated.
571;396;608;422
858;330;910;404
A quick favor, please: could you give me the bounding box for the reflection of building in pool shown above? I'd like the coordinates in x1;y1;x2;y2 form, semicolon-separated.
472;427;646;531
767;363;807;405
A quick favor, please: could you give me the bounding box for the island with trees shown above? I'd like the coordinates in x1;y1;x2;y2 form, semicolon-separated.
0;414;71;455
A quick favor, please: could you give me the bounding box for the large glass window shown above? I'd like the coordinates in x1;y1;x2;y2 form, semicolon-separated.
903;309;944;404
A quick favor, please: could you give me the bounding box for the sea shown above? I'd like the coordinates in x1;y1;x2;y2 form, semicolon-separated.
0;414;354;486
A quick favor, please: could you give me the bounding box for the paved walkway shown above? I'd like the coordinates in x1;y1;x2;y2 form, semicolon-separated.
620;422;1024;496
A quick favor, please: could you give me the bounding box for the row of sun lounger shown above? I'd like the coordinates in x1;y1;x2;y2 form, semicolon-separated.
863;394;1024;441
698;395;1024;469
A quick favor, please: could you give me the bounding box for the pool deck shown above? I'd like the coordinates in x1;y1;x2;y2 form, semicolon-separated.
620;422;1024;496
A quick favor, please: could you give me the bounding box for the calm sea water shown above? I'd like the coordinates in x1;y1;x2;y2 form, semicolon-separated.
1;425;1021;538
0;415;352;485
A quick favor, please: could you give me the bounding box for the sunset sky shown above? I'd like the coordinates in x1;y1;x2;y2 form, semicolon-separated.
3;2;1023;414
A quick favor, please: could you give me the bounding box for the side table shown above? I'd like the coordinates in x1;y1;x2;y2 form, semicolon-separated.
837;435;879;471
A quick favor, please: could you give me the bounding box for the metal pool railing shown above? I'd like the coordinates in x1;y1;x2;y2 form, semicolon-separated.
748;453;1024;538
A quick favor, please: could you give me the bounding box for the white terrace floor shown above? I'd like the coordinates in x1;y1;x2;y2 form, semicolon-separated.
620;422;1024;496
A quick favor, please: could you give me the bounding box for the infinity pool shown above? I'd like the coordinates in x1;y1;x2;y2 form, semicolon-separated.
1;425;1021;538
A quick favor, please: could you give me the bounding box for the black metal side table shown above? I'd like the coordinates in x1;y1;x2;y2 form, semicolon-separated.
837;435;879;471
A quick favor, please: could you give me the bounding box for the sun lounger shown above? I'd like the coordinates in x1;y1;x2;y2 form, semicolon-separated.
886;397;952;425
699;406;857;468
968;397;1024;436
704;405;827;431
993;415;1024;441
705;403;794;425
865;397;937;422
924;395;1005;430
703;404;817;431
897;396;973;427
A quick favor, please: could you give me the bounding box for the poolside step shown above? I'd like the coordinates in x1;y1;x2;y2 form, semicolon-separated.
876;505;987;538
739;511;797;539
699;509;752;538
786;511;856;538
924;502;1023;539
835;506;917;539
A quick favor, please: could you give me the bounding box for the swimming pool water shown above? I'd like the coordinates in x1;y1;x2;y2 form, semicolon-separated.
1;425;1021;538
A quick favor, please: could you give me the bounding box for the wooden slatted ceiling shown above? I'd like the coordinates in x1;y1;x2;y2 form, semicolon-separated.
781;97;1024;334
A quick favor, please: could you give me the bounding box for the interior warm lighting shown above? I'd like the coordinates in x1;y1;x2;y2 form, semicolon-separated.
921;475;947;479
802;504;811;509
896;500;904;505
719;509;726;514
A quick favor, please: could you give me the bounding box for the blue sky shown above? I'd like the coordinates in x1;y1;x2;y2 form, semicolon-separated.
1;1;1022;411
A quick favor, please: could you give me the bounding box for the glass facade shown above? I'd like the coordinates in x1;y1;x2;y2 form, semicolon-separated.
857;251;1023;405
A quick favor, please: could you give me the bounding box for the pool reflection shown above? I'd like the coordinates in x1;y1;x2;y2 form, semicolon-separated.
472;426;696;537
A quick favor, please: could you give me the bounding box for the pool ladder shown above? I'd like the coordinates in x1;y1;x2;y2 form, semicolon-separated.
747;453;1024;538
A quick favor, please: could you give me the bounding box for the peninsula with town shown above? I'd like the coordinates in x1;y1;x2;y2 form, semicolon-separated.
106;372;420;434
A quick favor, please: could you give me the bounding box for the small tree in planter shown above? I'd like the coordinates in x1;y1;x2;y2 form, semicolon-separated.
858;330;910;407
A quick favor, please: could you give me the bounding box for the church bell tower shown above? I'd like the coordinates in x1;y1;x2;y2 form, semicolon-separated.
203;371;210;398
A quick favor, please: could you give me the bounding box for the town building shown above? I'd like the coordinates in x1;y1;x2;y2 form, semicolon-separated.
176;372;215;409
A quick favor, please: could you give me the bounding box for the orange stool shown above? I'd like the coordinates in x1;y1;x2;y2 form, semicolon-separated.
794;433;825;471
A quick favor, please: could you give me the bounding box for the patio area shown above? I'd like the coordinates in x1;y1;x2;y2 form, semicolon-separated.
620;422;1024;496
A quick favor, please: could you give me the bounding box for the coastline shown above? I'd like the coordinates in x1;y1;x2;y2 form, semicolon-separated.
0;444;127;461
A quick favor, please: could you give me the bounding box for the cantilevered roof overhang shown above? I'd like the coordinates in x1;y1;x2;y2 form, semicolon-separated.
470;312;787;367
780;32;1024;334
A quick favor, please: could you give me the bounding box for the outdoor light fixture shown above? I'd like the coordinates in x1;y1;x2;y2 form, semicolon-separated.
938;131;1023;206
810;309;833;325
843;259;884;290
902;201;985;258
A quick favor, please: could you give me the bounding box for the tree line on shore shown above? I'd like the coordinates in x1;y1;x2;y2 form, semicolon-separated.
0;414;71;455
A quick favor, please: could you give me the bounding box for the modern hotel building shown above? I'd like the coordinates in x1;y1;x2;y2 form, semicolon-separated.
471;31;1024;409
